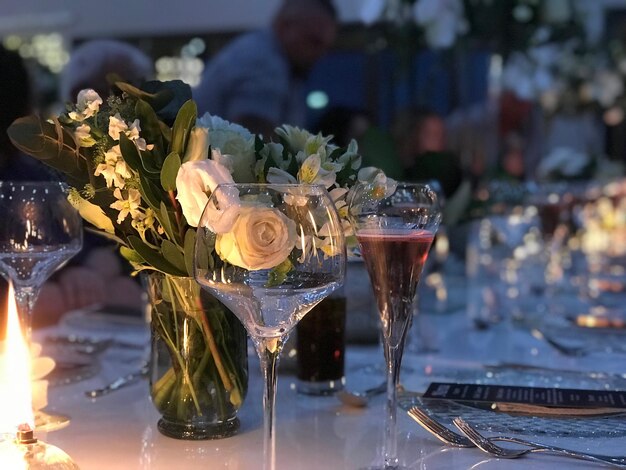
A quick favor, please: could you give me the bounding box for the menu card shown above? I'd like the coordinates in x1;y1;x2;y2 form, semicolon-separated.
423;382;626;409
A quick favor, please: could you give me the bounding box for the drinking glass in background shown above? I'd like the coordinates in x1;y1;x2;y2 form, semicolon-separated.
465;206;544;327
348;182;440;469
0;181;83;339
296;287;346;395
194;184;345;470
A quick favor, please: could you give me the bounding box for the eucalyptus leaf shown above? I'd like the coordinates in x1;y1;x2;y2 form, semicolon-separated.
120;246;144;264
118;133;143;172
135;99;164;150
7;116;89;188
139;175;162;212
170;100;197;156
114;81;174;112
159;201;178;243
161;240;186;273
128;235;186;276
160;152;181;191
142;80;192;124
183;228;196;277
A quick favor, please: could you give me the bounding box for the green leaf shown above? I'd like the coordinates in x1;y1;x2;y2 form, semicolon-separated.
265;258;293;287
114;81;174;111
120;246;143;264
135;99;162;144
159;201;178;242
170;100;197;155
7;116;89;188
118;133;143;172
161;240;186;273
160;152;181;191
128;235;186;276
183;228;196;277
138;149;161;176
139;175;162;212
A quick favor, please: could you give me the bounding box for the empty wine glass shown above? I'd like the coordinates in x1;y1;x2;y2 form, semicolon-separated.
348;182;441;469
194;183;345;470
0;181;83;340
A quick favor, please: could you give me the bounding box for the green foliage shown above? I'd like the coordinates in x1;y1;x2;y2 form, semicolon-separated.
160;152;182;191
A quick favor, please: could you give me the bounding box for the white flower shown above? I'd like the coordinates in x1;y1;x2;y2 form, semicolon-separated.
267;167;297;185
215;206;297;270
110;188;142;224
197;113;253;140
74;124;97;147
175;160;236;228
94;145;131;189
183;127;210;162
297;154;337;188
68;89;103;121
108;114;128;141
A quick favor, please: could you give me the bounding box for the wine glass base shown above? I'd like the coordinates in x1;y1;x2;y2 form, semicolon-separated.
35;410;71;432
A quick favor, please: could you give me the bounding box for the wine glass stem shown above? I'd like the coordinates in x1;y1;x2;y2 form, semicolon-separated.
13;285;40;343
383;338;405;469
257;338;282;470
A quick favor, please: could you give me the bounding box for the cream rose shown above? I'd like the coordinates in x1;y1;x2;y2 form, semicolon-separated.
175;160;236;228
216;206;297;270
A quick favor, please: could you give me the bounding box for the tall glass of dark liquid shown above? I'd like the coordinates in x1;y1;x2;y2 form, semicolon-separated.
348;182;441;469
296;288;346;395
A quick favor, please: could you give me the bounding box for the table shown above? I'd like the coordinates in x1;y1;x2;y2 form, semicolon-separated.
39;310;626;470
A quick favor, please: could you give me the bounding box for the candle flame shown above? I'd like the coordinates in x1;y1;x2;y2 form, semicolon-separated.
0;283;34;438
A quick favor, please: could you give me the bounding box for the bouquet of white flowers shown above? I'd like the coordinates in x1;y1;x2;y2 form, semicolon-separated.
7;79;391;437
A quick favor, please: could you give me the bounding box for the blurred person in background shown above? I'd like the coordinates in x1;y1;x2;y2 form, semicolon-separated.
194;0;338;137
313;106;371;147
59;39;153;103
394;107;463;199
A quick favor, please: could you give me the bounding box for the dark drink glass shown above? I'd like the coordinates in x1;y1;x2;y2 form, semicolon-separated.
296;291;346;395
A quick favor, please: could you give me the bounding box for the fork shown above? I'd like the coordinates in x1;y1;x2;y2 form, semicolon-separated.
453;417;626;467
408;407;626;467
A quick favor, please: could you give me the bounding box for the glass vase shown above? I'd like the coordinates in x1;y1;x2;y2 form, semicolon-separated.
145;273;248;440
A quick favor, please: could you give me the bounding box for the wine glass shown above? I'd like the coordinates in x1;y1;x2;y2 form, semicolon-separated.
0;181;82;431
0;181;83;340
348;182;441;469
194;183;345;470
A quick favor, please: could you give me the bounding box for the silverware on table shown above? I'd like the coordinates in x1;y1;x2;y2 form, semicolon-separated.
453;416;626;467
84;363;149;399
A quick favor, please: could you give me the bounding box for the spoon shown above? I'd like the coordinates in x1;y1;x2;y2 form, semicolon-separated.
336;381;387;407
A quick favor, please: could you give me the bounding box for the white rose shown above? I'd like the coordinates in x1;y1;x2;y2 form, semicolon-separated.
215;206;297;270
183;127;210;162
175;160;236;227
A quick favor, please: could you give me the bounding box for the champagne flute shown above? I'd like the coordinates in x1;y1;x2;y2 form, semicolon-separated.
0;181;83;340
348;182;440;469
194;183;345;470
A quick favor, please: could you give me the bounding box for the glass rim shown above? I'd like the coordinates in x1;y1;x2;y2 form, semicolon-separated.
213;183;328;192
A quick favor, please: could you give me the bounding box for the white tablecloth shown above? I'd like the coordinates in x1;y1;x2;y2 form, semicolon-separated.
38;309;626;470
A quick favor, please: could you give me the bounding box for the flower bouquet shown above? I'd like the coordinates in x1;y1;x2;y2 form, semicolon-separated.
7;79;391;438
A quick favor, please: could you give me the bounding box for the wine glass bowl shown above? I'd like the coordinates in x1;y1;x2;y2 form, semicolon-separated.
0;181;83;336
194;183;346;470
348;182;440;469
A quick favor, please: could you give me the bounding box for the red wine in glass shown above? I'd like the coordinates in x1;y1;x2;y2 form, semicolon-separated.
349;181;440;469
357;229;434;348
